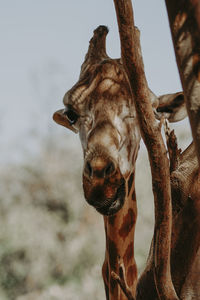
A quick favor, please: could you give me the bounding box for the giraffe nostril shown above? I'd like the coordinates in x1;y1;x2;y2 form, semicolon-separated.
84;158;116;179
104;161;115;177
85;161;93;177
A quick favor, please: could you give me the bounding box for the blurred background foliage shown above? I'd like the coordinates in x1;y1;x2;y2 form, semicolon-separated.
0;133;106;299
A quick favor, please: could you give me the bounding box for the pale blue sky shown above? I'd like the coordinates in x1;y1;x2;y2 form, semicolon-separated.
0;0;182;162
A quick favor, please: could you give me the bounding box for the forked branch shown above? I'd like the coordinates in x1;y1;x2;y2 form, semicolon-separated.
113;0;178;299
111;261;135;300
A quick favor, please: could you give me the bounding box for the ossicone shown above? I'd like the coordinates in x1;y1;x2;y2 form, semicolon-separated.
81;25;110;71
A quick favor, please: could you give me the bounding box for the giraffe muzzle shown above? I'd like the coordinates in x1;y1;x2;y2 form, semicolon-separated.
95;183;125;216
83;175;125;216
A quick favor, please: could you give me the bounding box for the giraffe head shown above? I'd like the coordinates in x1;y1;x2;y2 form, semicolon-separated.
53;26;140;215
53;26;185;216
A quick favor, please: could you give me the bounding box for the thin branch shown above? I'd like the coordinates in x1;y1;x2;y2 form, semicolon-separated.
111;262;135;300
113;0;179;299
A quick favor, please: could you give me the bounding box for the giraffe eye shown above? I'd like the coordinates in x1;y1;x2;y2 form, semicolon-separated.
64;106;79;125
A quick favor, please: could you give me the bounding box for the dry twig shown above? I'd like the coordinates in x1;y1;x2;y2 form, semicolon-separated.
111;260;135;300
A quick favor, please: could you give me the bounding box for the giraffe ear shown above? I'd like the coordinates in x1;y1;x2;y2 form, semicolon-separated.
53;109;79;133
154;92;187;122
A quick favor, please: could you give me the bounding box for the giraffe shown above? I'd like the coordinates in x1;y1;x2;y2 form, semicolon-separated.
53;26;200;299
54;26;140;299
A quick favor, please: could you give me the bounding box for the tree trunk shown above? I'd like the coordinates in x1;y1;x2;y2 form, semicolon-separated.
165;0;200;167
113;1;178;299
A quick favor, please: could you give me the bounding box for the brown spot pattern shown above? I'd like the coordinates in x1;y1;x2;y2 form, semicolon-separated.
118;208;135;240
123;242;134;266
127;265;137;287
104;282;109;299
107;238;118;294
128;172;134;195
102;262;109;299
102;261;109;283
108;215;116;226
107;238;118;269
127;143;132;162
193;53;200;82
110;277;117;294
132;190;136;201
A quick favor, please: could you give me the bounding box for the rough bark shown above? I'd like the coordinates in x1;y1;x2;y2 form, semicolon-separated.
164;121;181;173
165;0;200;167
113;1;178;299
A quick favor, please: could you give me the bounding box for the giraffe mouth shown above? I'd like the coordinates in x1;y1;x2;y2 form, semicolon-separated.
83;171;126;216
95;183;125;216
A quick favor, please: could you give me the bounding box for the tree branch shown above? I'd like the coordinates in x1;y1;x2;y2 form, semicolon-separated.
111;261;135;300
113;0;179;299
165;0;200;168
164;120;181;173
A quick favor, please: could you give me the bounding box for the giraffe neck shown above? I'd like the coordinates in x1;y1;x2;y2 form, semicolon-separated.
102;172;137;300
